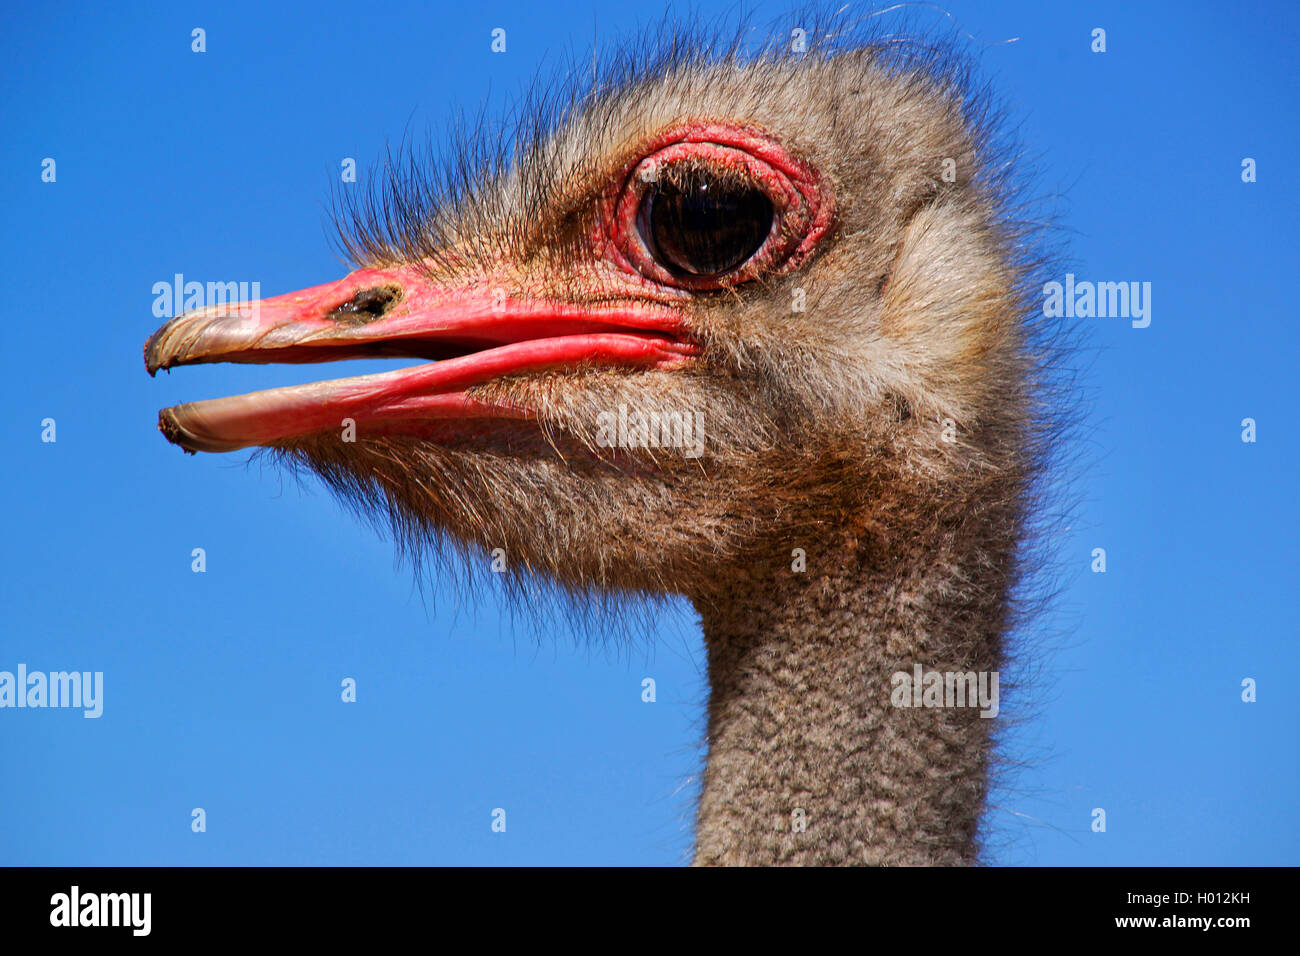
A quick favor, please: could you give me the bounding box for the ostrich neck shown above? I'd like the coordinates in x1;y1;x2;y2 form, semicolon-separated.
690;525;1010;866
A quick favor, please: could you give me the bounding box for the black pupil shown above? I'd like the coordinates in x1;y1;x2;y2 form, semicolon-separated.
641;170;774;278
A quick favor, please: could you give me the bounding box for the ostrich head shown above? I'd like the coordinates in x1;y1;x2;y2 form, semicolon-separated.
145;20;1053;865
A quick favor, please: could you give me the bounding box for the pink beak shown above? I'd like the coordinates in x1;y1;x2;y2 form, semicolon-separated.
144;264;695;453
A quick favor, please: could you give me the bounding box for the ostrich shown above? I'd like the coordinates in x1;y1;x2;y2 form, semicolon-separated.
143;18;1061;866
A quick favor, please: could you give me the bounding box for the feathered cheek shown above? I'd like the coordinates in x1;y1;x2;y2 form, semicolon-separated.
598;122;834;291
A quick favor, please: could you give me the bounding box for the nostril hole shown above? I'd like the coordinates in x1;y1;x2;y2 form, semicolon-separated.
327;285;402;324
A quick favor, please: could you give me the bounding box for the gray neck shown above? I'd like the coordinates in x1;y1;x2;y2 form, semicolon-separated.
690;530;1010;866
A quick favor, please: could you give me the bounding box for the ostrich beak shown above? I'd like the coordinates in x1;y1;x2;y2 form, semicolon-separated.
144;264;695;453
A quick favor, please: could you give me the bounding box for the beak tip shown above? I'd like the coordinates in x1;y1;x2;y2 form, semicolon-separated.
158;408;189;451
144;335;166;376
157;405;248;455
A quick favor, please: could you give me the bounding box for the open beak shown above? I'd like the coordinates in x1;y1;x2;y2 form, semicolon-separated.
144;263;695;453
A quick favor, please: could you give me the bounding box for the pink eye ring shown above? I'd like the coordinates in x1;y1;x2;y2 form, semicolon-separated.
603;123;834;290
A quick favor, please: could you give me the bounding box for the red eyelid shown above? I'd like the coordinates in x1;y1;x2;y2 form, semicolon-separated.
600;122;834;291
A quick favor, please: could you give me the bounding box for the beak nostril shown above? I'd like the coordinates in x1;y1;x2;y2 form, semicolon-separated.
327;284;402;325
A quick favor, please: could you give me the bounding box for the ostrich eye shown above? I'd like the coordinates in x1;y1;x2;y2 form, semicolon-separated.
611;130;828;289
638;170;775;278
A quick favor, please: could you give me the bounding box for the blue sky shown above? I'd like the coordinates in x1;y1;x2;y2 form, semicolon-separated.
1;0;1296;865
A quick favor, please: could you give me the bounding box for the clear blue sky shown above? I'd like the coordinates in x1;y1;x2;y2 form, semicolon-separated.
1;0;1296;865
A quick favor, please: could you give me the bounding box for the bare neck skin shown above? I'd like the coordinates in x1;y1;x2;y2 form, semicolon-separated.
690;522;1011;866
